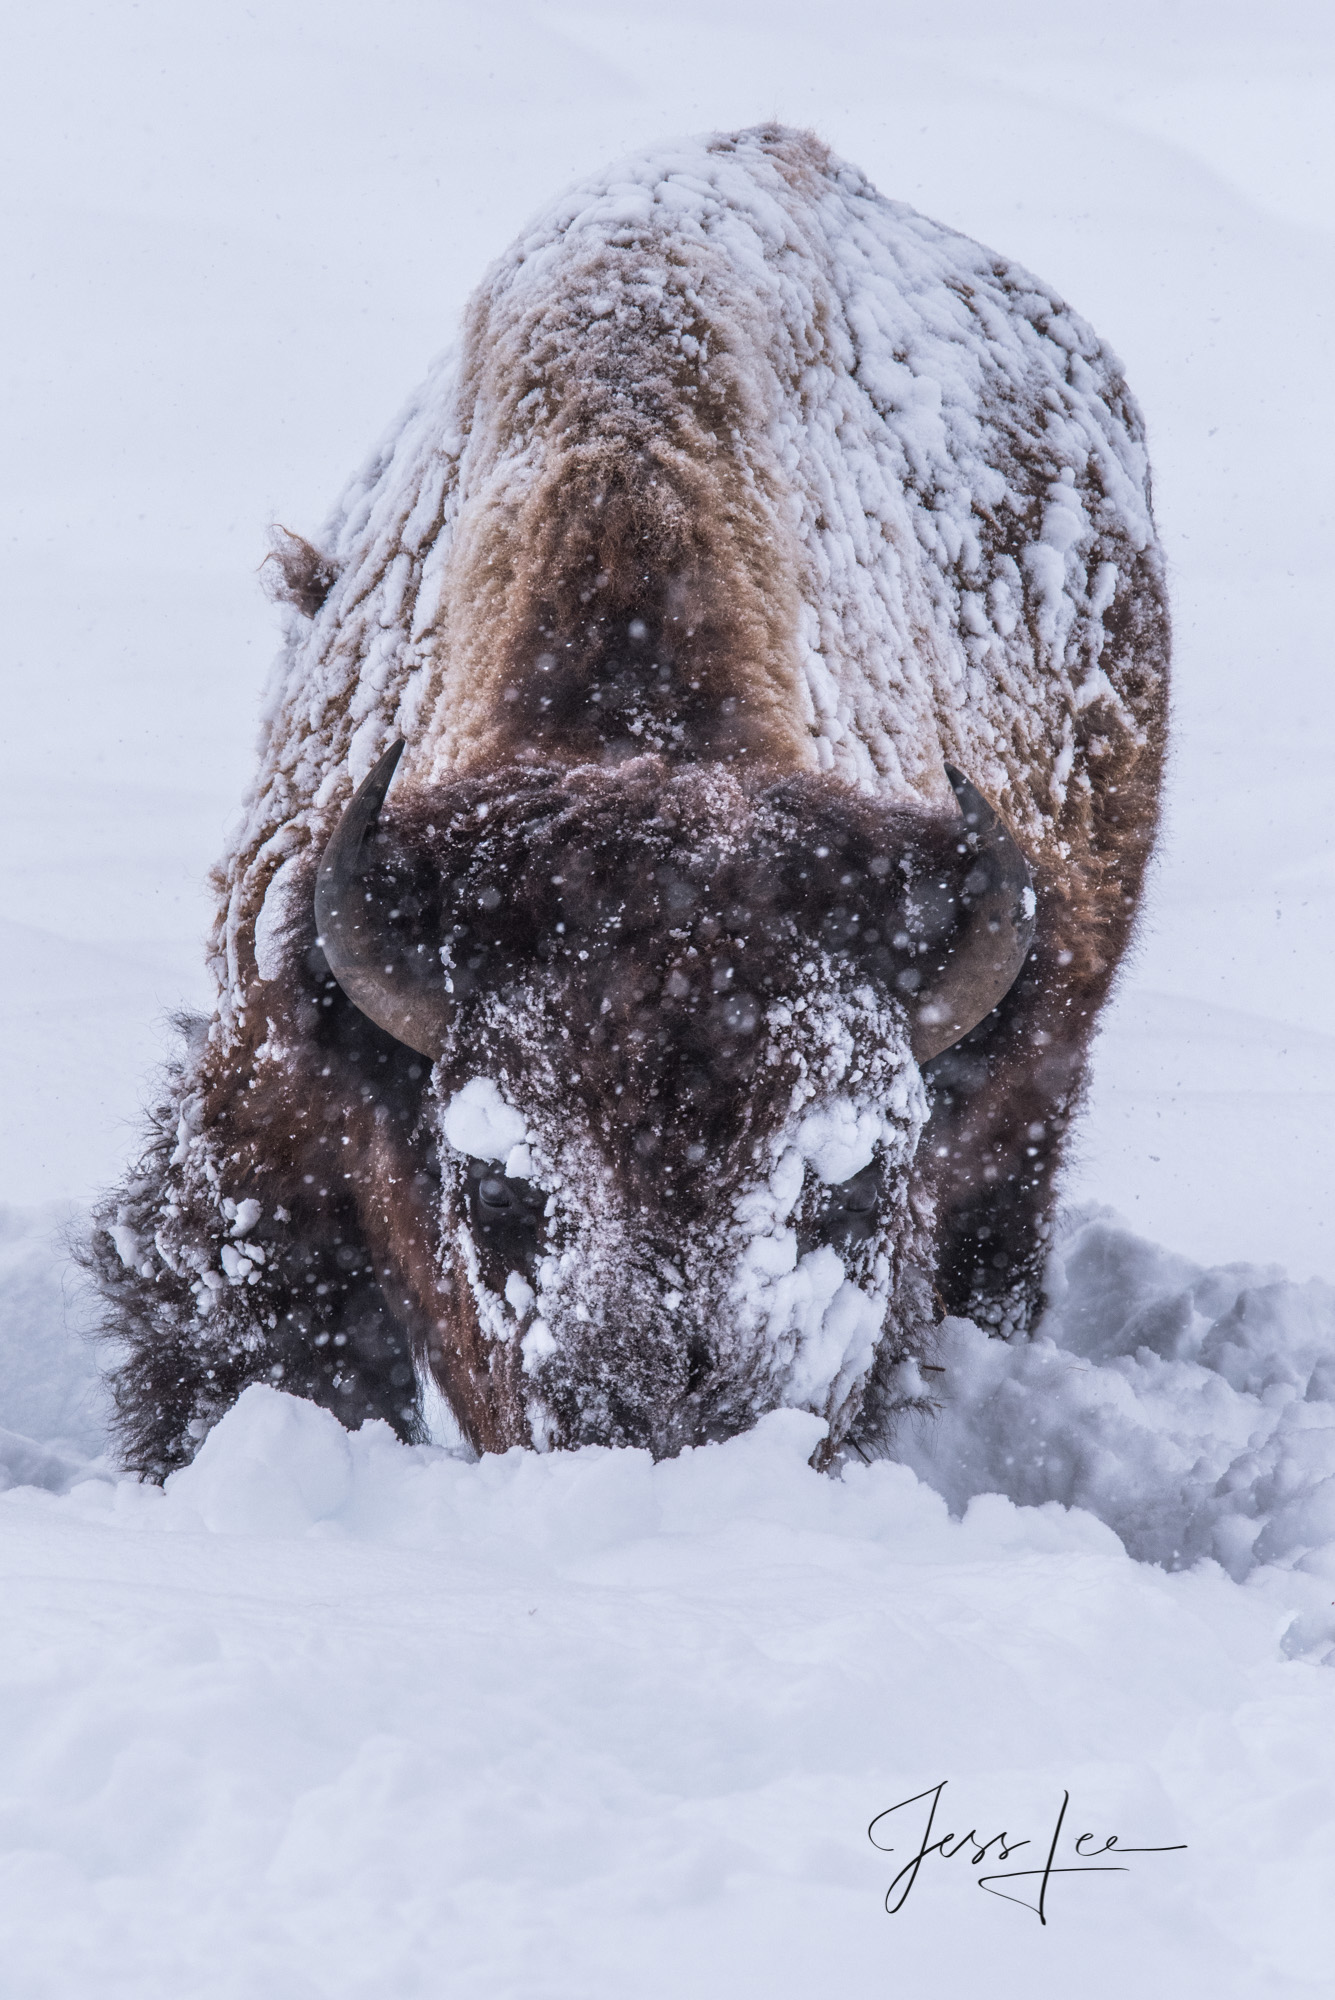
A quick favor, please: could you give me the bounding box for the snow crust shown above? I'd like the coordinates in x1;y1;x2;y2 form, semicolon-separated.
903;1213;1335;1624
8;1193;1333;1627
0;1341;1331;1992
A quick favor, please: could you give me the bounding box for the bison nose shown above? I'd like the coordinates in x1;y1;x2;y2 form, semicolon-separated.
478;1176;512;1209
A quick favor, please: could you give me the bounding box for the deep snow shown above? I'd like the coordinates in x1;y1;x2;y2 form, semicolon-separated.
2;2;1335;1994
4;1201;1335;1993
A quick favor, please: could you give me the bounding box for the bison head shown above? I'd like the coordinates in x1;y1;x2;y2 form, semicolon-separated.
313;747;1033;1458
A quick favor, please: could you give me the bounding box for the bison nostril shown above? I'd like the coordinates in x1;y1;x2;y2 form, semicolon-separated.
478;1177;511;1208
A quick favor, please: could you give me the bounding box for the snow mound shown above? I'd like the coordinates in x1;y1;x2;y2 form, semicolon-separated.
3;1213;1335;1991
0;1203;109;1492
3;1202;1334;1634
895;1211;1335;1596
4;1386;1334;1994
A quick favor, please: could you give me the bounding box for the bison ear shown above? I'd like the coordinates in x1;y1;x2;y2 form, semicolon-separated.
903;767;1036;1061
261;525;339;618
314;741;451;1060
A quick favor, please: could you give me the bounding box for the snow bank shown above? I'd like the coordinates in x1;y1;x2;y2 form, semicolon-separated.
0;1203;108;1493
4;1201;1334;1619
3;1208;1335;1991
898;1211;1335;1603
2;1380;1334;1995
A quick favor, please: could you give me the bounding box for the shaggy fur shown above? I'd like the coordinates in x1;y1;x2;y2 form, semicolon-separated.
87;124;1168;1475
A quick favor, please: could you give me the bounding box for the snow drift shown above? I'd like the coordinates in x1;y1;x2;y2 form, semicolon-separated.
3;1205;1335;1994
12;1202;1334;1618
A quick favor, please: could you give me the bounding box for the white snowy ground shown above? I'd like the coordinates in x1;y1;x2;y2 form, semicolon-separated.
2;4;1334;1994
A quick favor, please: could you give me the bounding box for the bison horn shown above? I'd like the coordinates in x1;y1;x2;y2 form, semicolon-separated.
906;767;1036;1062
314;739;448;1060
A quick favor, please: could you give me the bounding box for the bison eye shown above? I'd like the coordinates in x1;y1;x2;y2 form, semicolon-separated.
464;1162;545;1277
797;1161;880;1257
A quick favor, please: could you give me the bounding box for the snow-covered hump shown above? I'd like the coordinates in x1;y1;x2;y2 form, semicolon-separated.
218;124;1159;1011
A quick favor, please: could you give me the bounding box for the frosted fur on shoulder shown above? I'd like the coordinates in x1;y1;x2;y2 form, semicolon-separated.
211;124;1162;1028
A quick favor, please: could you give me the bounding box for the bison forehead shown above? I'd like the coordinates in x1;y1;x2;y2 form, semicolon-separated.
434;958;922;1213
346;749;970;996
332;755;961;1185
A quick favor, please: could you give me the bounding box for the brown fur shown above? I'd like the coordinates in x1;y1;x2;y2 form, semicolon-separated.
87;126;1168;1475
415;215;817;780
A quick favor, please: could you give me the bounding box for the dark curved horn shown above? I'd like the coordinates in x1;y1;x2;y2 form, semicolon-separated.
907;767;1036;1061
314;740;447;1060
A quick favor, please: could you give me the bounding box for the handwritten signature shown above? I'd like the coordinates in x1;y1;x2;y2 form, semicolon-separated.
868;1782;1186;1925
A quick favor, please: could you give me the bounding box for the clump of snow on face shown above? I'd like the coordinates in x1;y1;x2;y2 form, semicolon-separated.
504;1270;535;1319
520;1320;556;1374
793;1097;884;1184
784;1265;886;1412
440;1078;528;1161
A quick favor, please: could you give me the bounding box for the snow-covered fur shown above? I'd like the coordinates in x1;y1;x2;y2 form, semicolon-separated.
88;125;1167;1476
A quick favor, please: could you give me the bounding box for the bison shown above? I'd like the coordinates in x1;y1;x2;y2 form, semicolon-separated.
90;125;1168;1476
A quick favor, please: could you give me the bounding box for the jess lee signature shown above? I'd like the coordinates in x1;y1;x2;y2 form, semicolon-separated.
868;1782;1186;1925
